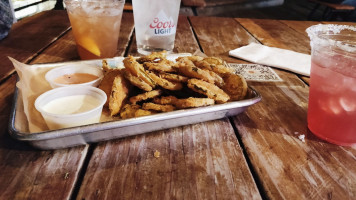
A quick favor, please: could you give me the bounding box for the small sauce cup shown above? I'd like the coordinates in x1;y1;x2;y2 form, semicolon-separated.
35;86;107;130
45;64;103;88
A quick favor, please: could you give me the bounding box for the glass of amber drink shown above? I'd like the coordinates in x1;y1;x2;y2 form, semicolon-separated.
306;24;356;146
64;0;125;60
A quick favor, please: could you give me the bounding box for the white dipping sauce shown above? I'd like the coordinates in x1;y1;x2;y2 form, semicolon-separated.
42;95;101;115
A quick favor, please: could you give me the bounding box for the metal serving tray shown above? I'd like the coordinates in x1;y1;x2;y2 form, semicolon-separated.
8;58;261;150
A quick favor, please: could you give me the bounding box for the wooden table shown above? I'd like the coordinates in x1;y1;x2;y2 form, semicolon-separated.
1;10;356;200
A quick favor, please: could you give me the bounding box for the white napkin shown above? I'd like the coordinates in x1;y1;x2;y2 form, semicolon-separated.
229;43;311;76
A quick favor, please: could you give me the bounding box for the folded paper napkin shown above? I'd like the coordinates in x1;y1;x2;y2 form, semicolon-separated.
229;43;311;76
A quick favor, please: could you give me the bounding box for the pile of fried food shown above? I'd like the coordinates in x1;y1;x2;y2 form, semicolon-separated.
99;52;248;119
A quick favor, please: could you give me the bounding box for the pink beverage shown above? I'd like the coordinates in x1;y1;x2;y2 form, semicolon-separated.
132;0;181;55
307;24;356;146
64;0;125;60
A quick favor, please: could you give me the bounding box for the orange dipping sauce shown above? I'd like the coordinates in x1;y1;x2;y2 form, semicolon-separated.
54;73;99;85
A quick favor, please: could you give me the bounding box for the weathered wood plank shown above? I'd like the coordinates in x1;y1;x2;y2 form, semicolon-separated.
189;16;258;62
0;10;136;200
0;76;88;200
0;10;71;82
0;11;89;200
236;18;311;54
237;18;314;84
280;20;318;36
77;16;261;200
175;16;202;54
77;120;261;200
229;18;356;200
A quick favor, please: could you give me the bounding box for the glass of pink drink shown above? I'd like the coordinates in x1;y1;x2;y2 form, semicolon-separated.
64;0;125;60
307;24;356;146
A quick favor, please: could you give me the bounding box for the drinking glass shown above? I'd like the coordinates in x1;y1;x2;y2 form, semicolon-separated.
132;0;181;55
64;0;125;60
306;24;356;146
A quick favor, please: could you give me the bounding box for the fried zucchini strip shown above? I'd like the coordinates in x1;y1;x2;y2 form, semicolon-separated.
153;96;178;105
143;59;176;73
142;102;176;112
123;69;153;91
158;72;189;83
137;51;167;63
123;56;155;87
222;73;248;101
99;68;122;106
187;78;230;103
148;72;183;91
109;74;130;116
175;57;215;83
120;104;155;119
129;89;163;104
174;97;215;109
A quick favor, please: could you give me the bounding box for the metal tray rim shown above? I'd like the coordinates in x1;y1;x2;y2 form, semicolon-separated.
9;85;261;142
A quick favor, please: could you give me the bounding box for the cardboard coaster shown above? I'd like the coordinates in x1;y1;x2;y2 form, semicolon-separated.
228;63;282;82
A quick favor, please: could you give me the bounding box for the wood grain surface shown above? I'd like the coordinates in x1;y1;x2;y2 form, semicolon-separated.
0;11;71;82
0;11;135;200
232;18;356;200
0;77;88;200
237;18;314;85
0;11;89;200
2;10;356;200
189;16;258;62
76;16;261;200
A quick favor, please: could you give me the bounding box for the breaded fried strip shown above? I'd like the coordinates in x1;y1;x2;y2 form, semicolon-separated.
159;72;189;83
102;60;112;74
142;102;175;112
174;97;215;109
109;74;130;116
120;104;140;119
187;78;230;103
135;109;155;117
123;56;155;87
195;60;233;75
98;68;122;106
129;89;162;104
203;57;223;65
207;70;224;87
222;73;248;101
143;59;176;73
120;104;154;119
137;51;167;63
123;55;143;77
176;56;204;63
175;57;215;83
153;96;178;105
148;72;183;91
123;69;153;91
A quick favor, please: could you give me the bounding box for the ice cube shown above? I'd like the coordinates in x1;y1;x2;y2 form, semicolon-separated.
319;98;342;115
329;98;343;115
340;97;356;112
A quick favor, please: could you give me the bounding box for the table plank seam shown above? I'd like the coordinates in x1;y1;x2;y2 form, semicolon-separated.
228;117;267;200
0;26;72;89
123;30;135;57
68;144;97;200
28;27;72;65
187;17;205;54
